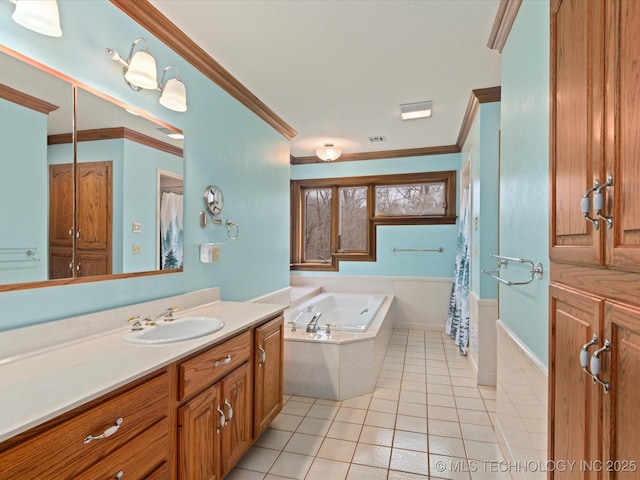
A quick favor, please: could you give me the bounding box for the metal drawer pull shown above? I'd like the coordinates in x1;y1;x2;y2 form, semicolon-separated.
224;399;234;421
258;346;266;367
217;405;226;430
581;180;600;230
214;354;232;366
115;471;124;479
580;333;599;376
590;339;611;393
83;417;123;444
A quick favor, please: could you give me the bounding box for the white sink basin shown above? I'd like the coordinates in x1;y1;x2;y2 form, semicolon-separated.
122;317;225;345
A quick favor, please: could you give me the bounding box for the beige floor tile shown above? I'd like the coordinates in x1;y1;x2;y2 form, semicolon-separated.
364;410;397;428
317;437;357;462
428;383;454;396
270;413;303;432
429;454;472;480
268;451;314;480
235;446;280;473
306;403;339;420
427;374;452;385
463;440;504;461
334;407;367;424
427;405;459;422
454;397;487;412
377;377;402;390
460;423;497;443
304;458;350;480
426;353;447;361
456;409;492;426
388;469;429;479
448;368;474;378
386;362;405;372
478;386;497;400
379;369;404;380
346;463;388;480
253;428;293;451
296;417;332;436
373;387;401;401
225;468;266;480
283;432;324;456
369;397;399;414
405;350;425;359
390;448;429;476
427;367;450;376
341;394;372;410
287;395;315;404
428;434;466;458
282;400;314;416
483;399;496;412
359;425;394;447
352;443;392;469
396;414;428;434
397;401;427;418
453;386;482;399
315;398;342;407
428;419;462;438
403;372;427;383
428;393;456;408
327;421;363;442
399;390;427;405
393;430;428;452
449;377;476;387
404;364;427;374
401;380;427;393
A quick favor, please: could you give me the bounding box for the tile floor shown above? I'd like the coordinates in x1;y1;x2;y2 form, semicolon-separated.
227;329;507;480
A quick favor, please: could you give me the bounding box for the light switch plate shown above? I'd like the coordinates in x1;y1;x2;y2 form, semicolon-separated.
132;222;141;233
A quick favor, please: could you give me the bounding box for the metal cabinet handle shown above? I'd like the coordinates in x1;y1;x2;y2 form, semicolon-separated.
217;405;226;430
83;418;123;444
76;228;81;240
76;262;82;274
68;260;73;272
258;346;266;367
580;333;599;376
590;339;611;393
115;471;124;480
224;399;234;422
214;354;232;366
594;174;613;229
68;227;74;238
581;180;600;230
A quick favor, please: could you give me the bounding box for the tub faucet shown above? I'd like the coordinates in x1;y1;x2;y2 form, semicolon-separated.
289;306;313;332
306;312;322;333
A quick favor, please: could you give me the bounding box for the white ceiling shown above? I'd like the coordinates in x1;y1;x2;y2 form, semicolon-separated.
149;0;502;159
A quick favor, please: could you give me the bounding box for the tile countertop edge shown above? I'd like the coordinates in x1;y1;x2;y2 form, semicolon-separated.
0;300;285;443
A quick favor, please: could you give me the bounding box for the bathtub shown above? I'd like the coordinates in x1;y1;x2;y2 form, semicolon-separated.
283;292;394;400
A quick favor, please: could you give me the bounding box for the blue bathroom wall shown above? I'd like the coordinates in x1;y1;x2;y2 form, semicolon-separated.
0;0;290;330
499;0;550;364
0;100;48;284
291;153;461;278
462;102;501;300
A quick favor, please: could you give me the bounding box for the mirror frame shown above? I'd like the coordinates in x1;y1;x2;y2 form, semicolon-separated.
0;44;184;293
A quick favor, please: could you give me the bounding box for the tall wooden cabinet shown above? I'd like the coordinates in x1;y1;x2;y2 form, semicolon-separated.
550;0;640;476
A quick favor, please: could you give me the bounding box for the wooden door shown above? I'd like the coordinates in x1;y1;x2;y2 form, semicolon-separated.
220;363;252;477
48;164;73;279
549;284;603;479
602;301;640;478
76;161;112;276
550;0;605;266
178;383;221;480
254;316;284;437
605;0;640;272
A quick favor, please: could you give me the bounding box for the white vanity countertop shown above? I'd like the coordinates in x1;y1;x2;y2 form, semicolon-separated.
0;299;285;443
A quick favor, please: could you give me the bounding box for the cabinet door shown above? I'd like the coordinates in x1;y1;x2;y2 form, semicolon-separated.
178;383;222;480
254;315;284;437
49;163;74;248
550;0;604;266
605;0;640;272
549;284;603;479
76;161;112;252
220;363;252;477
602;301;640;478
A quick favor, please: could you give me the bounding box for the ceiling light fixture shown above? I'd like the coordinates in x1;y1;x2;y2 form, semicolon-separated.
10;0;62;37
400;100;432;120
315;143;342;162
106;39;187;113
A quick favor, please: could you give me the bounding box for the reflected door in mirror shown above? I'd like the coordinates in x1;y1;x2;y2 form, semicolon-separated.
49;164;73;279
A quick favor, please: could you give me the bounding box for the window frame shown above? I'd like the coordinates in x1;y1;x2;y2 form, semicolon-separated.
291;171;457;271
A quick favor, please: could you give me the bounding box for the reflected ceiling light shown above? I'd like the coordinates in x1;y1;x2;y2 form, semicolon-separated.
11;0;62;37
158;127;184;140
106;38;157;90
316;143;342;162
158;66;187;112
106;40;188;113
400;100;432;120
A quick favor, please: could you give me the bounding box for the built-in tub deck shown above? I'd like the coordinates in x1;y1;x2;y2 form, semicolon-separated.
283;290;395;400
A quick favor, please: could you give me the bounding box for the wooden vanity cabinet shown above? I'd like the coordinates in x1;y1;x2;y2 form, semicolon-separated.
0;370;171;480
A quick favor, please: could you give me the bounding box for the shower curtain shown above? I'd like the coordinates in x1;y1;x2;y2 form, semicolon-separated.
160;191;184;269
446;187;470;355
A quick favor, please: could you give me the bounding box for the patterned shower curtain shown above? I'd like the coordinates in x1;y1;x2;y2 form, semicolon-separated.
160;191;184;270
446;187;470;355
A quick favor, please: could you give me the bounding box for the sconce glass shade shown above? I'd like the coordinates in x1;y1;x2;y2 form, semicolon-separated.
12;0;62;37
124;50;158;90
159;78;188;112
316;144;342;162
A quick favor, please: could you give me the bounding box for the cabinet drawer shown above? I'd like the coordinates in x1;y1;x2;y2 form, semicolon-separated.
179;331;251;400
0;372;170;480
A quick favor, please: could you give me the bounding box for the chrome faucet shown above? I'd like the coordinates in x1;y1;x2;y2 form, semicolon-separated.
127;315;144;331
306;312;323;333
289;306;313;332
154;306;179;322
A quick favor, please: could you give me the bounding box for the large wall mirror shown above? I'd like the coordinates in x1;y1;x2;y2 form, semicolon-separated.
0;47;184;290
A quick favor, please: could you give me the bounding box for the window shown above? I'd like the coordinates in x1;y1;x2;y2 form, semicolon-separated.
291;171;456;271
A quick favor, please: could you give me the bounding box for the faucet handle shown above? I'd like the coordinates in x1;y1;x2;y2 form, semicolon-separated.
127;315;140;323
325;323;336;334
166;306;179;316
287;321;297;332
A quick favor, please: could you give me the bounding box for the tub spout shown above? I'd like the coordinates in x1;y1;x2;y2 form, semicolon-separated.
306;312;322;333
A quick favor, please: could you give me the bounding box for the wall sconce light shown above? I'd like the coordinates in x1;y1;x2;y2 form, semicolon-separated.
400;100;432;120
107;39;188;112
10;0;62;37
316;143;342;162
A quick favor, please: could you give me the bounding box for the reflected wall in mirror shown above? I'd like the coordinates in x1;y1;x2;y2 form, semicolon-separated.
0;46;184;289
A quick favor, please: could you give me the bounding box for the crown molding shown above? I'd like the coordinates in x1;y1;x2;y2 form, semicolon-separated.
109;0;297;140
0;84;59;114
487;0;522;52
290;145;460;165
456;86;501;150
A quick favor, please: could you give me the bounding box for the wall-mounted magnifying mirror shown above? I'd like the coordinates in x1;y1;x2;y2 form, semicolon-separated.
200;185;224;227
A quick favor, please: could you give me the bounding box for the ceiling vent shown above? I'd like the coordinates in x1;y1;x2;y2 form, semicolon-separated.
368;136;386;143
